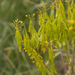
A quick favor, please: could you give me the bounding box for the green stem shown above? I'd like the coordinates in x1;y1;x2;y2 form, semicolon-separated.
42;62;53;75
71;43;75;75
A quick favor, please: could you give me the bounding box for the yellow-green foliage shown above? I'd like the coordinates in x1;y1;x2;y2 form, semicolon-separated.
15;28;22;52
13;19;23;52
13;0;75;75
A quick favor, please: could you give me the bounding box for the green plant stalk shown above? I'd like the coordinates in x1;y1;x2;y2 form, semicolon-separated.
71;43;75;75
42;62;53;75
65;48;72;67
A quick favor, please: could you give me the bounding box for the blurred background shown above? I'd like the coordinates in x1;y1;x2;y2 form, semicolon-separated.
0;0;70;75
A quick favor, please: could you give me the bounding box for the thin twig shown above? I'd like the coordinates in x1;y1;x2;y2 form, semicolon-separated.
43;62;53;75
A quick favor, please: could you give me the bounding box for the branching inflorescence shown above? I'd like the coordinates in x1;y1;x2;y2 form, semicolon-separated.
13;0;75;75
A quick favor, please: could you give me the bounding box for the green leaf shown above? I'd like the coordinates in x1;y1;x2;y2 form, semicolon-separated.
49;47;57;74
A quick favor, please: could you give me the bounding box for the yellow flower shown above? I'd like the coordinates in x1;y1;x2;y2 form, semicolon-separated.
52;2;54;5
32;61;35;63
25;50;27;52
70;20;75;24
20;21;23;24
15;20;17;22
23;48;25;50
17;19;18;21
25;15;28;17
33;14;35;16
50;40;53;43
45;41;49;47
32;56;35;59
15;19;18;22
69;27;73;31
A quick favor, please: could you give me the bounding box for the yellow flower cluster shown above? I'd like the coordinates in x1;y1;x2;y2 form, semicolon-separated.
19;20;23;24
25;14;35;17
14;19;23;24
